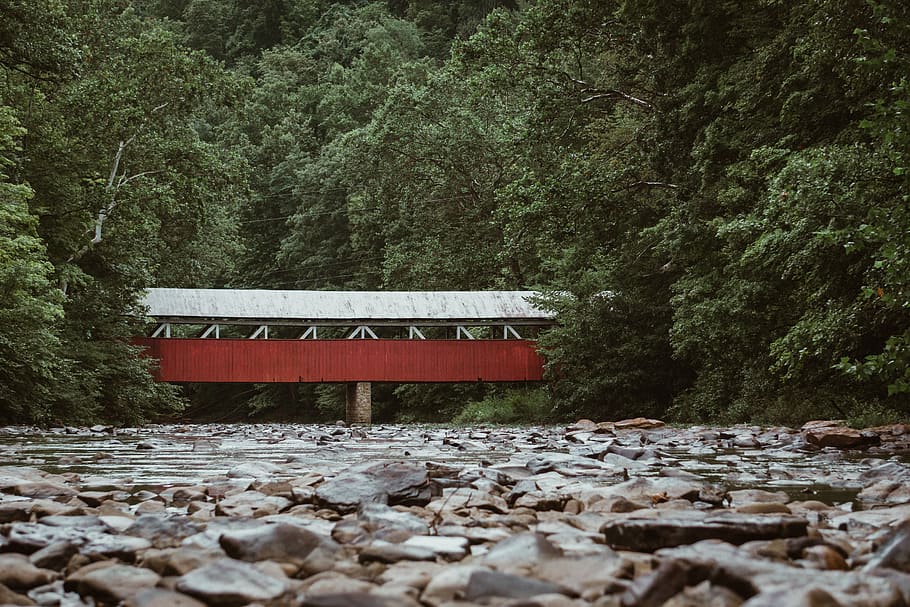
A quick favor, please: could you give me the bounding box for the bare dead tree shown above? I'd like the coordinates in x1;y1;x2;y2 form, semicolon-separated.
61;102;168;294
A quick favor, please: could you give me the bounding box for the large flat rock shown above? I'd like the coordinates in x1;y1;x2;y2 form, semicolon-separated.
601;512;809;552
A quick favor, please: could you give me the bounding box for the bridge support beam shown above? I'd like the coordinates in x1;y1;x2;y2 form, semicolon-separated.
345;382;371;425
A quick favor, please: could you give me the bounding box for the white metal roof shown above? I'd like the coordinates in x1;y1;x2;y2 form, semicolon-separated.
142;288;554;325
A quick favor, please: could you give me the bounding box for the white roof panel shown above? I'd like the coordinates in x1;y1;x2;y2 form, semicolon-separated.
142;288;554;324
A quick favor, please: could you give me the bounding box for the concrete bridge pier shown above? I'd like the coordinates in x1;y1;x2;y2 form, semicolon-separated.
345;382;371;425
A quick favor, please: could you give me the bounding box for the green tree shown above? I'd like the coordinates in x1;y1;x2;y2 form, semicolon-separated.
0;108;65;422
2;0;247;424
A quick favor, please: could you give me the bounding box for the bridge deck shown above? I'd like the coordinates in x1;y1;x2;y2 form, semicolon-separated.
136;338;546;383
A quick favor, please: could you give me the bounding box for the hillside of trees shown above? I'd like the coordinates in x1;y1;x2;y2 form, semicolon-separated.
1;0;908;425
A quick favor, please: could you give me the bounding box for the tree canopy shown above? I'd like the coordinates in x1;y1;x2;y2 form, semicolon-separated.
1;0;908;424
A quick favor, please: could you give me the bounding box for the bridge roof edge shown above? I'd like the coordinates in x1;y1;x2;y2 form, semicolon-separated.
141;288;555;323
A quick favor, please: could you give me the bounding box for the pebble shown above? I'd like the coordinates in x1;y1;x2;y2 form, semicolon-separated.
0;419;905;606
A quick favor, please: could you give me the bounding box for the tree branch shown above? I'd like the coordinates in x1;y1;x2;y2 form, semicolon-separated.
581;90;653;109
61;102;170;293
612;180;679;193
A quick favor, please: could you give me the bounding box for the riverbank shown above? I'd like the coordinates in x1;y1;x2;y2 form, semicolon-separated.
0;420;908;605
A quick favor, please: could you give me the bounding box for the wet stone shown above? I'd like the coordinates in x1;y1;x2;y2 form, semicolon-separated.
401;535;469;560
176;558;289;606
864;519;910;573
139;547;224;576
123;514;201;548
464;569;571;601
69;563;160;605
0;500;33;523
482;532;562;566
0;554;57;590
0;583;34;606
315;461;434;512
804;424;879;449
299;593;418;607
123;588;208;607
601;513;810;552
214;490;291;517
29;540;80;570
3;422;910;607
358;502;429;535
358;542;437;563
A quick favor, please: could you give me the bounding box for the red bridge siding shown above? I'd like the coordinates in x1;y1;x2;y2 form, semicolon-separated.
134;338;545;383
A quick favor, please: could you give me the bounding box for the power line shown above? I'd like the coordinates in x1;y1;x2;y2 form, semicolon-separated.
256;255;385;278
249;269;385;288
238;193;475;225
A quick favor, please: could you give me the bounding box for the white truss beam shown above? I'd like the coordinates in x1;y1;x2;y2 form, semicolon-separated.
347;326;378;339
249;325;268;339
456;326;475;340
151;323;171;338
503;325;522;339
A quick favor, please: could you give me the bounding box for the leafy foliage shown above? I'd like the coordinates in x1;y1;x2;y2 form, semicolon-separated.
2;0;909;424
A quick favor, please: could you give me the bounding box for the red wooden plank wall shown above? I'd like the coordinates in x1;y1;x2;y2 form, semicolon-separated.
134;338;546;383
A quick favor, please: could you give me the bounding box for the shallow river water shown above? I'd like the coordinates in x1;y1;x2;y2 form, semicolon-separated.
0;423;901;506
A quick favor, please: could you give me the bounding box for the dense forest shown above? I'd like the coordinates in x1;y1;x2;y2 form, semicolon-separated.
1;0;908;426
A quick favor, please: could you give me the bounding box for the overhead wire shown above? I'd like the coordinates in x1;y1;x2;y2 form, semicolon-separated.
238;193;475;225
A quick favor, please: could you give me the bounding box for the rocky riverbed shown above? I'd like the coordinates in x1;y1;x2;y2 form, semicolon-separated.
0;419;910;606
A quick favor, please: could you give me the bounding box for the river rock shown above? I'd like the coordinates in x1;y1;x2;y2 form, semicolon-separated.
76;491;113;507
214;490;291;517
315;462;434;512
727;489;789;505
11;481;78;500
735;503;791;514
620;558;705;607
426;487;509;513
123;588;208;607
81;532;152;560
227;461;284;479
39;514;108;530
581;477;708;508
864;519;910;573
124;514;201;548
657;581;743;607
656;540;904;606
176;558;289;606
219;522;336;574
0;583;34;606
29;540;80;570
377;560;445;591
139;547;224;576
160;486;207;505
614;418;666;430
567;420;597;432
804;425;878;448
859;480;910;507
0;554;57;589
299;593;419;607
0;500;34;523
401;535;469;560
358;502;429;535
531;556;630;600
464;569;571;601
860;461;910;483
69;563;160;604
359;542;437;563
421;565;489;607
482;532;562;567
601;512;809;551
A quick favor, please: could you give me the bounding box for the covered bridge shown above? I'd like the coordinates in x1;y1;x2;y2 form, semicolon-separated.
135;289;556;423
